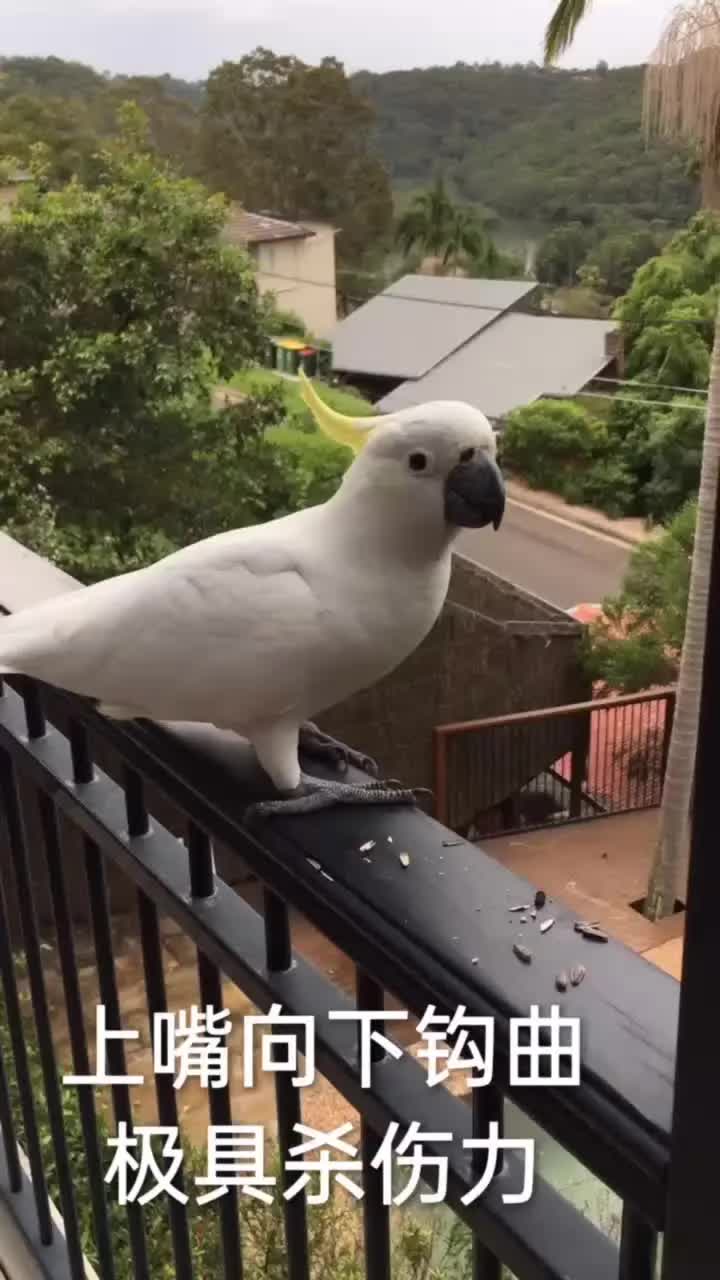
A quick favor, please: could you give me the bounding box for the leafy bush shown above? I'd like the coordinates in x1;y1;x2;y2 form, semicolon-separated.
575;457;636;519
268;425;351;507
640;398;705;523
586;500;695;691
501;399;610;500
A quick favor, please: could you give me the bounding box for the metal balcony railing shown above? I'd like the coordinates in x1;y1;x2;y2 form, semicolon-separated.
433;689;676;837
0;526;718;1280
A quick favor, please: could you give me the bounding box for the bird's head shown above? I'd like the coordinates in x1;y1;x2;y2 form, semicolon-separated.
299;370;505;533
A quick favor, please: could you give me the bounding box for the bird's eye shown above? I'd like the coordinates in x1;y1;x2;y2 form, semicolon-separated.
460;447;475;463
408;452;428;472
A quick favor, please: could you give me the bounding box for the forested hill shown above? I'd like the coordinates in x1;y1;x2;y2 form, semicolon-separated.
354;63;699;229
0;55;699;233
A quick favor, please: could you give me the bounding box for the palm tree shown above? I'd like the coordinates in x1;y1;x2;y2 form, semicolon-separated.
441;206;490;273
545;0;720;920
396;176;455;264
396;177;488;273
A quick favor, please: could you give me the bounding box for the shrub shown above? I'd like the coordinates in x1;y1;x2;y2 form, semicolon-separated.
268;425;351;507
501;399;610;500
586;499;695;691
640;398;705;523
577;458;637;519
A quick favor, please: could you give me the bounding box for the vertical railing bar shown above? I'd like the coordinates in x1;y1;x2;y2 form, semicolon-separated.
19;678;46;741
0;759;53;1244
128;766;193;1276
188;820;244;1280
619;1203;658;1280
610;704;618;811
263;888;310;1280
187;822;216;901
356;970;391;1280
0;1038;22;1192
644;701;652;808
137;890;195;1280
68;719;94;786
38;793;117;1280
85;838;150;1280
471;1084;504;1280
124;766;150;839
2;763;85;1276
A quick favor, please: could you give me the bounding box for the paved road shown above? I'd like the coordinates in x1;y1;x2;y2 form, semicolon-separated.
457;498;632;610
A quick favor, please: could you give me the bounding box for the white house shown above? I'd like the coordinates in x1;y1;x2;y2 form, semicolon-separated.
222;208;337;340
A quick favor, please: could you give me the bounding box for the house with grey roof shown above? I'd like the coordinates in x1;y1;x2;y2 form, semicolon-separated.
331;274;620;423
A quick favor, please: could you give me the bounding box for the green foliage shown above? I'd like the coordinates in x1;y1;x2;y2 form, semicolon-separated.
502;387;706;524
229;368;375;430
357;64;698;231
0;57;698;266
582;228;662;297
0;57;202;186
394;176;518;277
0;108;323;582
536;222;592;287
501;399;612;502
269;425;350;506
636;399;706;524
614;211;720;388
587;501;696;691
504;215;718;525
200;49;393;268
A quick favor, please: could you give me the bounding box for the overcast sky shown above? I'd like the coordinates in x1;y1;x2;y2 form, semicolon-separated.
1;0;679;80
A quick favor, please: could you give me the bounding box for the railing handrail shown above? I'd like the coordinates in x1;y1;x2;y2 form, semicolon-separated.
434;686;676;738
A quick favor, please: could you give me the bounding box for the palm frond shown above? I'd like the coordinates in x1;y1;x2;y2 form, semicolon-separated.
544;0;593;64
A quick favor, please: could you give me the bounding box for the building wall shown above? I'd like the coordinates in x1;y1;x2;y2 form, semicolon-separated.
316;553;590;831
255;222;337;339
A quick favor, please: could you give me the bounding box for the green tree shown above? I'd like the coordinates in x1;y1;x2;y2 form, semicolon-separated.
395;175;455;260
200;48;393;267
545;0;720;920
588;500;695;692
0;92;99;183
396;177;507;275
614;212;720;388
535;222;592;287
584;227;661;296
0;104;304;581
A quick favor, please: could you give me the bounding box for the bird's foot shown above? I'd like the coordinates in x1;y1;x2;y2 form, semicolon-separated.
298;722;379;777
244;773;431;823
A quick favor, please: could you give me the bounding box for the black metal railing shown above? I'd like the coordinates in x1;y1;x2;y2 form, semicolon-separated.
0;530;716;1280
433;689;676;836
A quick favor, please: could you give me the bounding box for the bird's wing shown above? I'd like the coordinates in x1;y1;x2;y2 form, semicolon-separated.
0;524;327;725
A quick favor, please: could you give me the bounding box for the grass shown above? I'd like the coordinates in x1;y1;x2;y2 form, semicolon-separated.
228;368;376;420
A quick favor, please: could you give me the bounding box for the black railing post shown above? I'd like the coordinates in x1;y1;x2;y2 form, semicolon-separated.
662;474;720;1279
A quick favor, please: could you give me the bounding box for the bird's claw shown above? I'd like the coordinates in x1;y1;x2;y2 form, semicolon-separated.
244;774;430;823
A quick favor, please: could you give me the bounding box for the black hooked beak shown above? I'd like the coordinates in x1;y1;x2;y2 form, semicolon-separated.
444;455;506;530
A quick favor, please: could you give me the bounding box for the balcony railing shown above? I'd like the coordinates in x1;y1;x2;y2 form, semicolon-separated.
433;690;676;836
0;529;717;1279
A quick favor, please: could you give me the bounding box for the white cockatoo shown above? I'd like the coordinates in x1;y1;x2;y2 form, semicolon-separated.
0;373;505;819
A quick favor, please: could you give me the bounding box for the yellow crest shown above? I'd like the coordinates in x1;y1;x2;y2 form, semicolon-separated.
298;369;386;453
